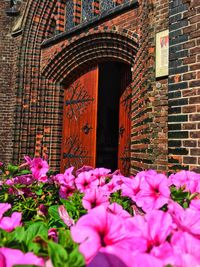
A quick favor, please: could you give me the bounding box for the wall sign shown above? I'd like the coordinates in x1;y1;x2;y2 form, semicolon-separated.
156;29;169;78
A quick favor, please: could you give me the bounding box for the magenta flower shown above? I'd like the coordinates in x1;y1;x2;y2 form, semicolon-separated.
58;205;74;227
0;247;44;267
107;203;131;219
0;203;11;219
190;199;200;211
171;231;200;266
168;201;200;238
131;253;163;267
71;205;146;264
6;174;34;186
38;204;48;217
25;156;49;182
121;175;142;201
101;174;127;194
82;188;109;210
55;167;75;187
76;165;94;176
56;167;76;198
126;210;174;255
75;171;99;193
87;251;128;267
89;168;111;186
0;212;22;232
135;171;170;212
59;185;75;199
48;228;58;242
169;170;200;193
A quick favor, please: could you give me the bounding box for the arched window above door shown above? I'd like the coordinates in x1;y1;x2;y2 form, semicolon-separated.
66;0;131;31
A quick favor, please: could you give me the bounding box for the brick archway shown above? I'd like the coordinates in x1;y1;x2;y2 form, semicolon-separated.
41;29;139;85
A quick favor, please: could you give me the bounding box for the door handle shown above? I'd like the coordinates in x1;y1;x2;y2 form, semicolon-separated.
82;123;92;135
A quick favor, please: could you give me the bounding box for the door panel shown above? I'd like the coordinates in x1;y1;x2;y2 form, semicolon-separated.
61;66;98;172
118;66;132;176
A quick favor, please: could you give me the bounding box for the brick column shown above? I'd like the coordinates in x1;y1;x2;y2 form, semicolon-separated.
168;0;200;173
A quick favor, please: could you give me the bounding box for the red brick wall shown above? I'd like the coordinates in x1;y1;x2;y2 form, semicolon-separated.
0;1;20;164
41;1;169;174
168;0;200;173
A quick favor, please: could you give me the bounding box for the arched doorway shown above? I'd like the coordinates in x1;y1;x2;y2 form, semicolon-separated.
61;61;132;175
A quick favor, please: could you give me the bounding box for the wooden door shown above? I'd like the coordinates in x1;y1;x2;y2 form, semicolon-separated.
61;66;98;172
118;67;132;176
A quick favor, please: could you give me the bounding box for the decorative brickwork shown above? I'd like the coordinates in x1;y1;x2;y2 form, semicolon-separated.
0;1;24;165
168;0;200;173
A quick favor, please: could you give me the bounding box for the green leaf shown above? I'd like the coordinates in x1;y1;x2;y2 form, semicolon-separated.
35;189;43;196
48;241;68;267
68;247;85;267
13;227;26;243
25;222;48;248
48;205;60;221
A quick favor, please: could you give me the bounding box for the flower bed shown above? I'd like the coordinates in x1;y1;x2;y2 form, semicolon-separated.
0;157;200;266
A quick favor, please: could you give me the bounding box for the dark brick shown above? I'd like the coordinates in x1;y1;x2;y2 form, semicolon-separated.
169;98;188;106
169;65;188;75
168;107;181;114
169;148;188;155
169;140;182;147
168;115;188;122
168;82;188;91
168;124;182;131
168;131;188;139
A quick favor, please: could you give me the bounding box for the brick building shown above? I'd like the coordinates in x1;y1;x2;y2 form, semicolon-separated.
0;0;199;175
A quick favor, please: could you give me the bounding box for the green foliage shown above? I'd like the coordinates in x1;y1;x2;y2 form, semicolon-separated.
110;191;133;215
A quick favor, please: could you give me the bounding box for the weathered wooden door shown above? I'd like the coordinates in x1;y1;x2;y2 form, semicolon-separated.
118;67;132;176
61;66;98;172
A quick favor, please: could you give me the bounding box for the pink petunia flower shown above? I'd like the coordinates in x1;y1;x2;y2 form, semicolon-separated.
121;175;143;202
168;170;200;193
71;205;146;264
76;165;94;176
25;156;49;182
0;247;44;267
190;199;200;211
131;253;163;267
87;251;128;267
126;210;174;251
135;171;170;212
101;174;128;194
171;231;200;266
168;201;200;238
55;167;75;187
58;205;74;227
107;203;131;219
5;174;34;186
82;188;110;210
55;167;76;198
89;168;111;186
75;171;99;193
0;203;11;220
0;212;22;232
